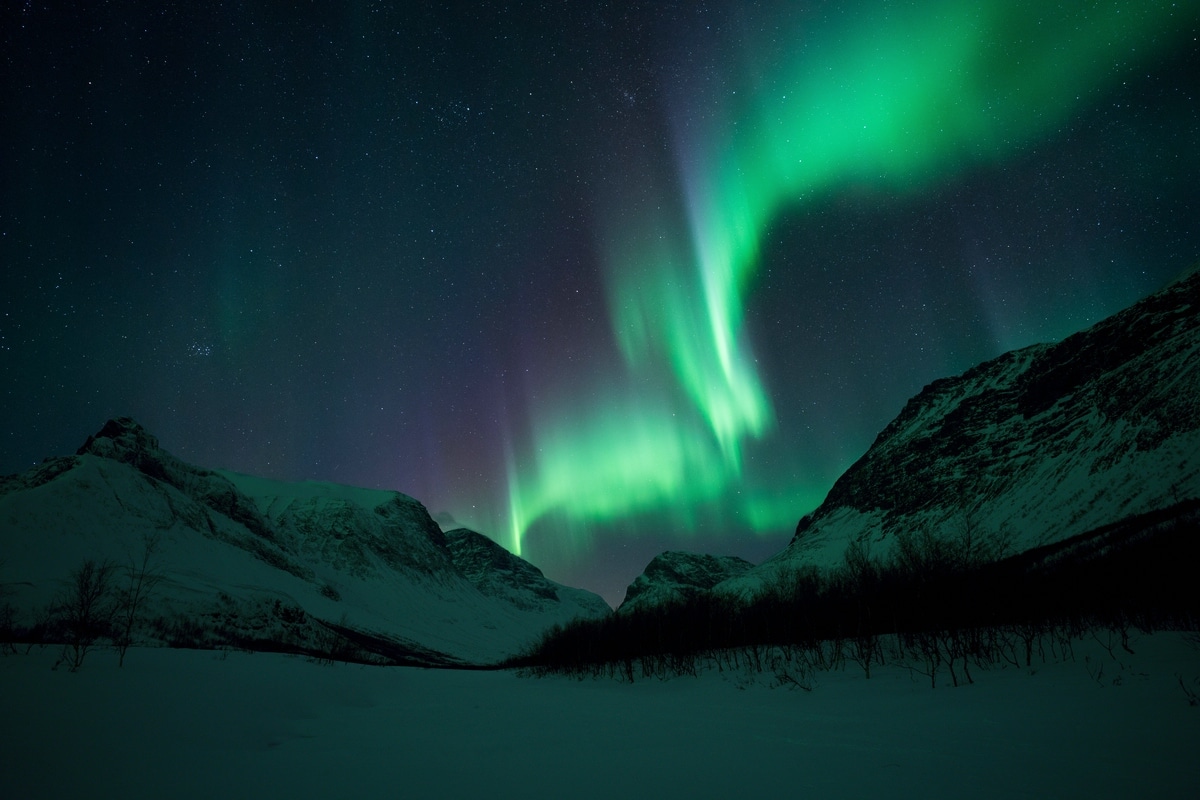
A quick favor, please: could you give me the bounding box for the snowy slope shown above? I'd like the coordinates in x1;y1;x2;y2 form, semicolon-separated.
721;265;1200;595
0;418;608;664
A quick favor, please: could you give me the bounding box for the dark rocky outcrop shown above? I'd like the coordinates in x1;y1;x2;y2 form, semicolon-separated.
620;551;754;613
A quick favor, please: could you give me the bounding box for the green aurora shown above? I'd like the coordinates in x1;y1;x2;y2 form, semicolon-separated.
504;0;1197;556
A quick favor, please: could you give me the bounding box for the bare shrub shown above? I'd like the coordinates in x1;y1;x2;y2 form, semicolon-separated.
1177;673;1200;707
53;559;116;671
309;614;356;665
113;533;164;667
0;602;16;655
1;559;17;655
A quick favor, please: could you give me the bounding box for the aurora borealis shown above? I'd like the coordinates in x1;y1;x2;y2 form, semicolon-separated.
4;1;1200;604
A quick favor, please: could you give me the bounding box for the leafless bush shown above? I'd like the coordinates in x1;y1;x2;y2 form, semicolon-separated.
309;614;357;665
770;646;815;691
906;630;943;688
847;634;880;679
0;559;17;655
113;533;164;667
53;559;116;671
1177;674;1200;706
0;602;16;655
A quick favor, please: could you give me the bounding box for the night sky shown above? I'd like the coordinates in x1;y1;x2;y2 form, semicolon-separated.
4;1;1199;605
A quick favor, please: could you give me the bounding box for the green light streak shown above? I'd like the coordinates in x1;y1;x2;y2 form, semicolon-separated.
606;207;772;467
739;485;829;534
507;391;729;554
506;0;1197;557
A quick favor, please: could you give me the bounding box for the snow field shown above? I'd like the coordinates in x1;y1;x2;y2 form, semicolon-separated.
2;632;1199;798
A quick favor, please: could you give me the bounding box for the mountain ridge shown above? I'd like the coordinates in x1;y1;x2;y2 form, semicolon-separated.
707;261;1200;597
0;418;609;664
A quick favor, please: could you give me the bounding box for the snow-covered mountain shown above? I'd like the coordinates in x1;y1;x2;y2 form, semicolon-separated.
718;264;1200;596
0;418;608;664
618;552;753;613
443;526;590;612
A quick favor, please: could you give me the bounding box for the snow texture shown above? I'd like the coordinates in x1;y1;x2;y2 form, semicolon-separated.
2;634;1198;798
0;418;608;664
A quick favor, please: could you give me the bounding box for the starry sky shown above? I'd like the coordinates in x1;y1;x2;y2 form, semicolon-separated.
3;1;1199;606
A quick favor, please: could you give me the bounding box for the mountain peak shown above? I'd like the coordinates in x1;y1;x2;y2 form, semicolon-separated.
620;551;754;613
4;420;611;664
77;416;161;460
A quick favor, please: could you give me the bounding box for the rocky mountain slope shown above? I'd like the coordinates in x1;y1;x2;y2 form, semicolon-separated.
0;418;608;664
719;264;1200;596
618;552;753;613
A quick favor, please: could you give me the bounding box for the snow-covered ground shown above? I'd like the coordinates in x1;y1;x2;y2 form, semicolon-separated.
3;634;1199;798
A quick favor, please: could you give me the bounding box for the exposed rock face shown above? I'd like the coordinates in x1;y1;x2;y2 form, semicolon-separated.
445;528;611;616
75;416;280;545
0;419;609;664
266;491;451;579
722;265;1200;596
619;551;754;613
